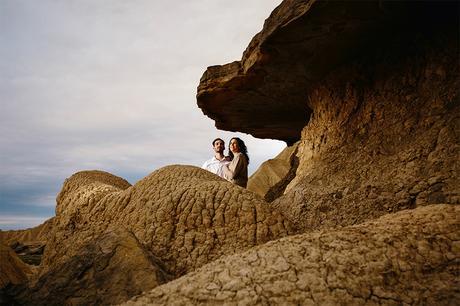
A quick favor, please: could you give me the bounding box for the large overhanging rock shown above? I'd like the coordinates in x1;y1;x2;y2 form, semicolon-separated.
197;0;455;144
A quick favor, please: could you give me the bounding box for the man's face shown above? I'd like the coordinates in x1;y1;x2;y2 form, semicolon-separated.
213;140;225;154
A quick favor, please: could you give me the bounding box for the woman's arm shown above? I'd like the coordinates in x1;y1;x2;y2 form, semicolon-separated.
223;153;246;180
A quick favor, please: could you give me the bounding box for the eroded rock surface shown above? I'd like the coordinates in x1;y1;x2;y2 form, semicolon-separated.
197;1;457;143
125;204;460;305
13;228;170;306
19;166;293;305
273;23;459;232
247;142;299;201
0;242;32;288
0;242;33;304
1;217;54;246
198;0;460;233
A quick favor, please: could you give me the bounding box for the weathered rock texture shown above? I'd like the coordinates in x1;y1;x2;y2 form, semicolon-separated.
13;167;293;305
0;242;32;288
1;218;54;266
198;1;459;144
125;204;460;305
12;228;171;306
247;142;299;201
0;242;33;304
273;10;459;232
198;0;459;232
1;217;54;246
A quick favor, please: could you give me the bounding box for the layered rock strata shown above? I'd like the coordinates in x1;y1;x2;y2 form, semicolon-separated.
247;142;299;201
125;204;460;305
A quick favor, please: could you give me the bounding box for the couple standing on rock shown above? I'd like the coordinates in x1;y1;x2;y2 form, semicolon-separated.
202;137;249;188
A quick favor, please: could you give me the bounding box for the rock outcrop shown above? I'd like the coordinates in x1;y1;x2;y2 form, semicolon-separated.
12;228;171;306
247;142;299;201
198;1;458;144
0;242;33;304
125;204;460;305
1;218;55;266
12;166;293;305
1;217;54;246
198;0;459;232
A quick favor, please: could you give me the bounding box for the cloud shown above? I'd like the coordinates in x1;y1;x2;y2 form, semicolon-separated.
0;0;287;229
0;215;50;231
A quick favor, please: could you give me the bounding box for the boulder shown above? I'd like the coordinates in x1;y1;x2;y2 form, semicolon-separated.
197;1;458;144
247;142;299;201
12;228;170;306
124;204;460;305
17;166;294;305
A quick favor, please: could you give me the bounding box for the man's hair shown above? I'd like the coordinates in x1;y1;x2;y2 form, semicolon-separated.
212;138;224;146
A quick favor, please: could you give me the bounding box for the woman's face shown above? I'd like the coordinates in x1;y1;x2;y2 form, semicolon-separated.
230;139;240;153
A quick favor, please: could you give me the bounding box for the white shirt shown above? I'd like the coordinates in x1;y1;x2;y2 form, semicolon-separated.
202;157;230;178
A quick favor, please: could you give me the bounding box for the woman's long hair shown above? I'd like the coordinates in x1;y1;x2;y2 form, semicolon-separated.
228;137;250;164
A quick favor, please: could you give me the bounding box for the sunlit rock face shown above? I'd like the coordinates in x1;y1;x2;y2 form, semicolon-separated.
12;167;293;305
124;204;460;305
247;142;299;201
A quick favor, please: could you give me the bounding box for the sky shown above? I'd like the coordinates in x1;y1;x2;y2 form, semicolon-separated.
0;0;286;230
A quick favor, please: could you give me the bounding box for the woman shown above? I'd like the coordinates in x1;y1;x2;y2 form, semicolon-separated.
223;137;249;188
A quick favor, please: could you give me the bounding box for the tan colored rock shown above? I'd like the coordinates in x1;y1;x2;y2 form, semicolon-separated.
43;167;293;276
19;166;294;305
273;29;459;232
247;142;299;201
13;228;170;306
197;1;458;144
0;241;33;304
199;0;460;233
0;242;32;288
1;217;54;246
124;204;460;305
1;218;55;266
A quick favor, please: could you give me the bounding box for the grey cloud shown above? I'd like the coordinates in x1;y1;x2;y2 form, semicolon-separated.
0;0;284;229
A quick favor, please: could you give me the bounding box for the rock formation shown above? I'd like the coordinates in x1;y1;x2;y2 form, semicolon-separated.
1;218;54;266
12;228;171;306
198;0;459;232
0;242;33;304
247;142;299;201
1;217;54;246
124;204;460;305
10;167;293;305
5;0;459;305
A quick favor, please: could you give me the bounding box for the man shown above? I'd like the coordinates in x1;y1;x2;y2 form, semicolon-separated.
202;138;230;178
